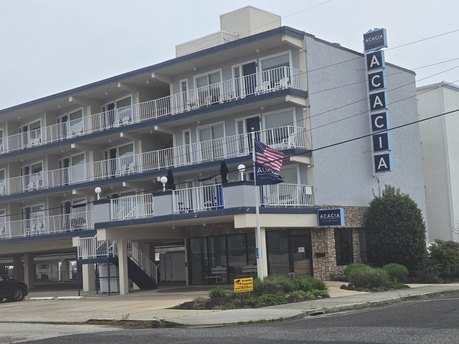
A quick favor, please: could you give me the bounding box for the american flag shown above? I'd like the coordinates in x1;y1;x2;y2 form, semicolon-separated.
255;140;284;172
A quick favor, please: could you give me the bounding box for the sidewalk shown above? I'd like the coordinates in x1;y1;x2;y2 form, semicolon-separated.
1;282;458;327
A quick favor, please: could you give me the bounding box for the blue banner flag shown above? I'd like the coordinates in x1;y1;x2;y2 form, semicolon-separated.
255;163;284;185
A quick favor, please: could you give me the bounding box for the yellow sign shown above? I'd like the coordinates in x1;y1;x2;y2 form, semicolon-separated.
233;277;254;293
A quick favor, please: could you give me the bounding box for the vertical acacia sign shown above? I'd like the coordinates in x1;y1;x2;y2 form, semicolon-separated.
364;28;392;173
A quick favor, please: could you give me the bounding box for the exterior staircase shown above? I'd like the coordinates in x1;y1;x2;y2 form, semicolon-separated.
75;235;158;289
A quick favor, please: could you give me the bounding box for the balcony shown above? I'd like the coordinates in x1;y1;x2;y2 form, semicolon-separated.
0;66;304;156
110;194;154;221
1;125;308;198
0;211;93;240
109;183;314;221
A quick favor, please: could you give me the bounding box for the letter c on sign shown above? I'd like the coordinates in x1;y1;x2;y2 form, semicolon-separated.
375;115;384;128
371;74;382;88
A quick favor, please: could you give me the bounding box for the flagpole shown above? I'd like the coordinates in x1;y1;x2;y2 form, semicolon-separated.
251;129;265;281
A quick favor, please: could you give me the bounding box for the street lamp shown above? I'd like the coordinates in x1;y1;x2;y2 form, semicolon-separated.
94;187;102;201
238;164;246;181
160;176;168;192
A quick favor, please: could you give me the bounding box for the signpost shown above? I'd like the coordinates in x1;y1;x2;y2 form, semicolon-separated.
234;277;254;293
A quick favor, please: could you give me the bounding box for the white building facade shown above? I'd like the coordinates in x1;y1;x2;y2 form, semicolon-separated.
0;7;426;294
417;82;459;243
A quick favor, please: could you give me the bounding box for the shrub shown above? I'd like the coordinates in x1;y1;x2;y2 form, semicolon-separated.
344;263;371;280
418;257;440;283
254;293;287;307
209;287;234;299
348;267;390;289
429;240;459;280
383;263;409;282
287;290;314;302
256;275;295;295
292;276;327;292
365;185;427;273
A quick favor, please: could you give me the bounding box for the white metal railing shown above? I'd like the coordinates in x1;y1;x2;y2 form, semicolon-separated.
110;194;154;221
1;125;307;197
173;184;224;213
1;211;93;240
127;241;159;284
76;235;117;259
260;184;314;207
0;66;304;156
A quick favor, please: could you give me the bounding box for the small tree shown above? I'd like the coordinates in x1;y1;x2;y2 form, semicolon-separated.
365;185;427;273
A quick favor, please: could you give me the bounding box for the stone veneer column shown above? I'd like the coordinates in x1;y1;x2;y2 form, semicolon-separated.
352;229;362;263
311;228;337;280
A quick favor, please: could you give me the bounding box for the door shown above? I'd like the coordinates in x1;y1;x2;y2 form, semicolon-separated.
60;158;70;185
183;130;192;164
61;201;71;230
104;103;115;128
108;148;117;177
180;80;188;112
237;116;260;154
59;115;68;139
242;62;257;96
289;230;313;277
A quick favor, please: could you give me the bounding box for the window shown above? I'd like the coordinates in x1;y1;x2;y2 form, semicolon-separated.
20;120;42;147
267;230;290;275
334;228;353;266
105;143;135;176
260;53;290;87
264;109;295;145
22;162;43;190
195;71;221;105
198;123;224;161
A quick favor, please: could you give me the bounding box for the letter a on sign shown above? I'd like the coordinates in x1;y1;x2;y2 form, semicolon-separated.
370;92;387;111
366;51;385;71
374;153;392;173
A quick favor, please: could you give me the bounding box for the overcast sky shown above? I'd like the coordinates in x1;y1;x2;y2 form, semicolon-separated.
1;0;458;110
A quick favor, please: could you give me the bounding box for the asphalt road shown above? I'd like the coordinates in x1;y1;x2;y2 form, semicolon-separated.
3;292;459;344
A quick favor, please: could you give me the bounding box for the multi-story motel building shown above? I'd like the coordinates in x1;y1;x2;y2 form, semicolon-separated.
0;7;426;294
417;82;459;243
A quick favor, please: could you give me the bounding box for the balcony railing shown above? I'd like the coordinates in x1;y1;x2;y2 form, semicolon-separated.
0;66;304;155
173;184;224;213
0;211;93;240
110;194;154;221
76;235;117;259
1;125;308;197
260;184;314;207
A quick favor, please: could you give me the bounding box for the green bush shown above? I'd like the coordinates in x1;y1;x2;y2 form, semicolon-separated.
287;290;314;302
348;267;390;289
383;263;409;282
255;275;295;295
344;263;371;280
429;240;459;280
418;257;441;283
209;287;234;299
292;276;327;292
254;293;288;307
365;185;427;273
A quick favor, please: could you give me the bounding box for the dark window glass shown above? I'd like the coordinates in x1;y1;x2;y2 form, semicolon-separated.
267;231;289;275
334;228;353;266
189;238;208;284
227;234;246;281
246;233;256;266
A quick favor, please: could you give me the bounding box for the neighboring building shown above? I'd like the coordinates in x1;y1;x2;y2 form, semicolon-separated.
0;6;426;294
417;82;459;243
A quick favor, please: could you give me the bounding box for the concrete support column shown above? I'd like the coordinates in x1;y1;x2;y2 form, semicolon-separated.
82;264;96;292
118;239;129;295
13;256;23;280
23;254;34;288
